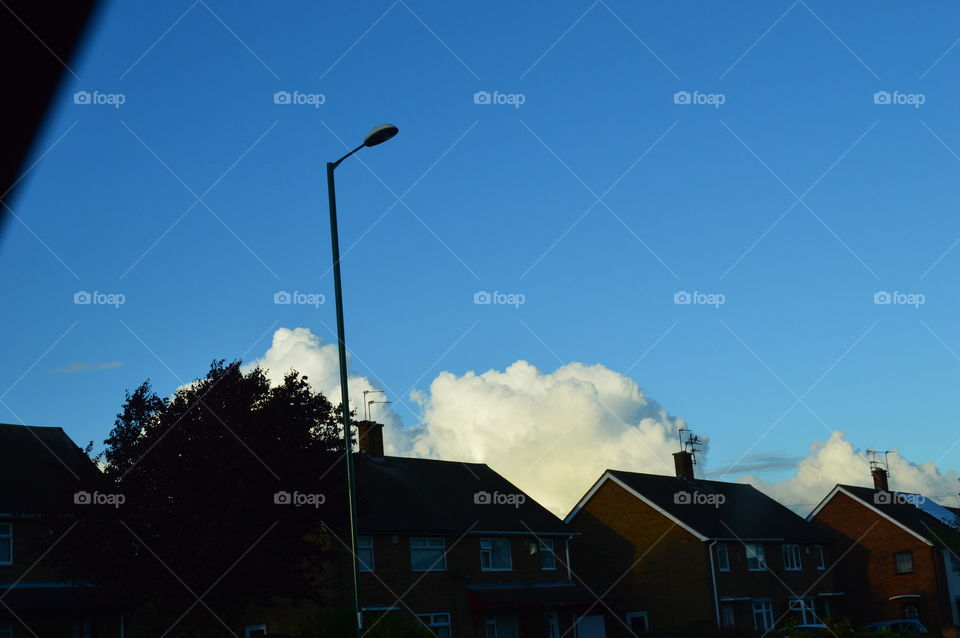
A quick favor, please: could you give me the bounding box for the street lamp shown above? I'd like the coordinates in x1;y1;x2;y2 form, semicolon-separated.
326;123;398;636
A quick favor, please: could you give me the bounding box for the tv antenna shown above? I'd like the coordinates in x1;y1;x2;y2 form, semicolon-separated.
678;424;703;465
867;448;892;477
362;390;386;420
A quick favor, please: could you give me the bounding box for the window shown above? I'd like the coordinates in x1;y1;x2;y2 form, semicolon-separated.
72;618;92;638
545;611;560;638
746;543;766;571
814;544;826;570
539;539;556;570
358;536;374;572
0;624;11;638
480;538;512;571
417;613;451;638
894;551;914;574
903;604;920;621
716;543;730;571
0;523;11;565
410;537;446;571
783;544;802;571
626;611;649;634
950;552;960;574
752;600;774;632
244;626;266;638
789;599;816;624
485;613;518;638
721;604;736;627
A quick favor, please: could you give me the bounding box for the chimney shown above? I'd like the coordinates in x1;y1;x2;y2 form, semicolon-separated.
357;421;384;458
872;466;889;492
673;451;695;480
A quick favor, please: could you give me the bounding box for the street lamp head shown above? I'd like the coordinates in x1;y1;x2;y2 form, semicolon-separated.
364;123;399;147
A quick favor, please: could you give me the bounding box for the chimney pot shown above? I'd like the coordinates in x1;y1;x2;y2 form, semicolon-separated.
357;421;384;458
673;451;695;480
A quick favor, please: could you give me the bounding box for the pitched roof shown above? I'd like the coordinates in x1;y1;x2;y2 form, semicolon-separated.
810;484;960;546
0;424;102;515
355;455;569;536
567;469;823;542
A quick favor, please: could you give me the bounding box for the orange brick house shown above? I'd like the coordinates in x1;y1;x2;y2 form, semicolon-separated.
566;450;842;637
0;424;124;637
808;467;960;638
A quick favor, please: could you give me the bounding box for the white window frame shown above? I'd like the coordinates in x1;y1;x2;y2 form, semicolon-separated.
539;539;556;570
480;538;512;571
485;613;518;638
783;544;802;571
752;600;774;631
894;551;914;574
716;543;730;571
244;626;267;638
746;543;766;571
410;537;446;572
626;611;649;633
814;544;826;570
789;599;816;624
0;523;11;566
357;536;374;572
417;612;451;638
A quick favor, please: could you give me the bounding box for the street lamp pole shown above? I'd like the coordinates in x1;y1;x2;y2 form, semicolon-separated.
325;123;399;637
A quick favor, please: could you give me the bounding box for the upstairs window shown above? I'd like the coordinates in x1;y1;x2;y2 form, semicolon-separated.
410;537;446;572
539;539;556;570
480;538;512;571
716;543;730;571
357;536;374;572
783;544;802;571
752;600;774;632
746;543;766;571
894;551;914;574
814;544;826;570
0;523;11;565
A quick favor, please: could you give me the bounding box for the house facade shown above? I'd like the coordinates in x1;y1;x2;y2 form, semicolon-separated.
0;423;124;637
566;451;841;637
808;467;960;638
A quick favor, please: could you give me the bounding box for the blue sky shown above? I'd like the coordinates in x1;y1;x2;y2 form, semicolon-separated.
3;0;960;497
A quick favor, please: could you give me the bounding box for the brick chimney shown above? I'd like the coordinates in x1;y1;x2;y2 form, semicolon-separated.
872;466;889;492
673;450;695;480
357;421;384;458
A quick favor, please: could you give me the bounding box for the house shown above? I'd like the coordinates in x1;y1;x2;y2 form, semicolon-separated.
0;423;124;637
237;421;592;638
808;466;960;638
566;448;842;637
